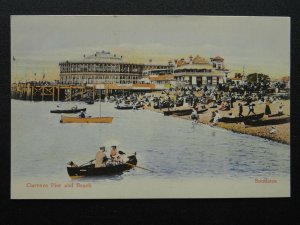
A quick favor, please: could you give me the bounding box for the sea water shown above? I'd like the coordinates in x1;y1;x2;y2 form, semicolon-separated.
11;100;290;198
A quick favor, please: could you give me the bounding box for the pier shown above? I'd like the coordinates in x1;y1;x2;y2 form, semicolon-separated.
11;82;97;101
11;82;157;101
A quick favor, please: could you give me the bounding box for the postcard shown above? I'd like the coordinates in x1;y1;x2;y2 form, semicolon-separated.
11;15;290;199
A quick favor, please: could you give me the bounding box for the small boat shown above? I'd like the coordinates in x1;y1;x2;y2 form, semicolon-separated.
67;154;137;178
60;115;113;123
154;100;184;110
115;104;144;110
164;108;208;116
219;113;264;123
164;108;192;116
244;116;290;127
50;108;87;114
85;99;94;104
175;108;208;116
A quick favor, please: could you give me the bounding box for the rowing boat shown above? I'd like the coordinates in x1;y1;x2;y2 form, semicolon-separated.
163;108;208;116
50;108;86;114
67;154;137;178
60;115;113;123
115;104;144;110
175;108;208;116
218;113;264;123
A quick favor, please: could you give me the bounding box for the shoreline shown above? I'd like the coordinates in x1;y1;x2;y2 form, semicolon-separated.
144;99;290;145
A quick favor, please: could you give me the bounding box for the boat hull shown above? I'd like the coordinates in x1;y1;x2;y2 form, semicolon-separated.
67;155;137;178
50;108;86;114
219;113;264;123
163;108;208;116
60;116;113;123
115;104;144;110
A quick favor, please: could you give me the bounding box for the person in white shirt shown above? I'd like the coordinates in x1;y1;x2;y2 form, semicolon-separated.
95;146;107;168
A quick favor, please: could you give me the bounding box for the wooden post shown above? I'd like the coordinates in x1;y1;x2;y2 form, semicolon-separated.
93;85;95;100
42;86;44;101
52;86;55;101
26;83;30;100
70;87;72;101
57;85;60;101
31;86;33;101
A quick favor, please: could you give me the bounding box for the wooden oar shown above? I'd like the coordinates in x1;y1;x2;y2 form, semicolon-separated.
79;159;95;167
125;163;155;173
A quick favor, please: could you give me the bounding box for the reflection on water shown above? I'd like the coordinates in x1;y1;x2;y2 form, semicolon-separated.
11;100;290;183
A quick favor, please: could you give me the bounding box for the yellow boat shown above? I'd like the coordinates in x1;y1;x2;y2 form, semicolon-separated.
60;115;113;123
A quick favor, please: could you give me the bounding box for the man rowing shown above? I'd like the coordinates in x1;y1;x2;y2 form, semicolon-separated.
95;146;108;168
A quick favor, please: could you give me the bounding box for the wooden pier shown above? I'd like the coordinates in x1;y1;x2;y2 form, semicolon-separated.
11;83;97;101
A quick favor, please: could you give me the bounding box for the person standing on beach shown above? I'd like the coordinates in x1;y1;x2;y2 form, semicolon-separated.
265;98;271;116
191;108;198;123
247;102;256;115
238;103;243;117
210;110;220;126
278;103;284;116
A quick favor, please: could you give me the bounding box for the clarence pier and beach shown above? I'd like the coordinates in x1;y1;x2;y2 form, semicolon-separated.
11;50;290;144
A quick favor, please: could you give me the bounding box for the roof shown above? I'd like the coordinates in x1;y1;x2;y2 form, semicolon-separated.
84;51;123;62
211;56;224;62
175;63;212;70
149;75;175;81
176;58;188;67
103;84;131;90
230;77;243;80
192;55;209;64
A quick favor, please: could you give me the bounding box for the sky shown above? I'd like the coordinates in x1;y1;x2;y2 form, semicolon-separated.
11;15;290;82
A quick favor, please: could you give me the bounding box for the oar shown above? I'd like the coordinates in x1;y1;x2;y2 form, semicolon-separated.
79;159;95;167
125;162;155;173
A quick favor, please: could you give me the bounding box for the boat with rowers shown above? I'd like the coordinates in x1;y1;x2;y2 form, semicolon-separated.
67;153;137;178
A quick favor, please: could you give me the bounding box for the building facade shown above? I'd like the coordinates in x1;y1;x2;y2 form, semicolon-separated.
59;51;172;85
172;55;229;86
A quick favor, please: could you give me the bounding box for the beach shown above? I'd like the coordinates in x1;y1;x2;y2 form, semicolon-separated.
144;92;290;145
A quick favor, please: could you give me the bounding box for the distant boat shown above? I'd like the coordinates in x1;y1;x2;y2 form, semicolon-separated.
85;98;94;104
60;115;113;123
164;108;192;116
50;108;86;114
115;103;144;110
153;100;183;109
218;113;264;123
67;154;137;178
164;108;208;116
244;116;290;127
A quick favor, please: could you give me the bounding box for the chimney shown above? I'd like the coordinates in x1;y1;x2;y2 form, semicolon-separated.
189;55;193;64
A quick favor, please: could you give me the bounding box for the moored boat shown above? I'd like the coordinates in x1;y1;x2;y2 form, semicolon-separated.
164;108;192;116
115;104;144;110
85;99;94;104
67;154;137;178
218;113;264;123
50;108;86;114
60;115;113;123
164;108;208;116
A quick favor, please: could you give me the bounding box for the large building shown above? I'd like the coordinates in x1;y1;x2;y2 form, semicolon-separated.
59;51;172;85
172;55;229;86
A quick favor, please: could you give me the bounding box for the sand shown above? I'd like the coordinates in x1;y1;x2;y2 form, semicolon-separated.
143;92;290;145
